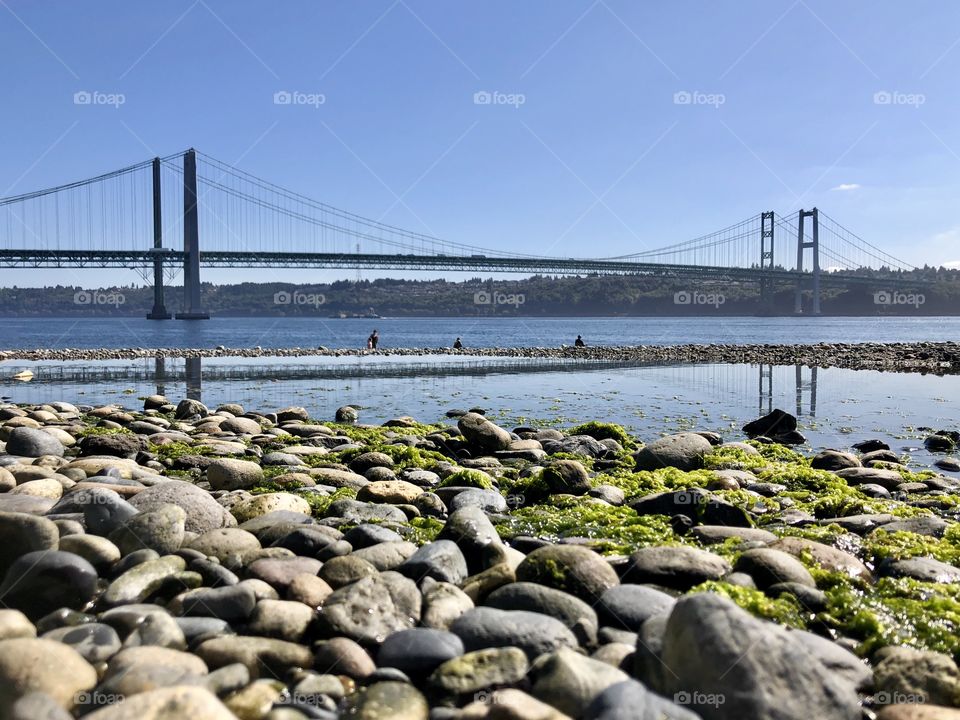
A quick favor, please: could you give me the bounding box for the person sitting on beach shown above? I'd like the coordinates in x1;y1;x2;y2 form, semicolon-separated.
453;337;463;349
575;335;585;347
368;329;379;349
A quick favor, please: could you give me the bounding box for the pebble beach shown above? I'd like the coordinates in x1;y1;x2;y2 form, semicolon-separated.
0;390;958;719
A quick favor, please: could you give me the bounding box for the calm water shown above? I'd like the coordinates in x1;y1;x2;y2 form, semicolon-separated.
1;354;956;471
0;315;957;350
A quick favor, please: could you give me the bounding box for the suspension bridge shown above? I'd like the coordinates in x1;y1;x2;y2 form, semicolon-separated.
0;148;927;319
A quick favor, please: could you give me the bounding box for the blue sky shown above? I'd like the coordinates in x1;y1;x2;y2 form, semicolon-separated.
2;0;960;288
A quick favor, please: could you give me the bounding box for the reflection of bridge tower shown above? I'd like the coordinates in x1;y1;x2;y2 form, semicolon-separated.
154;356;203;401
796;364;817;417
757;363;818;418
186;356;202;401
758;364;773;416
794;208;821;315
154;357;167;396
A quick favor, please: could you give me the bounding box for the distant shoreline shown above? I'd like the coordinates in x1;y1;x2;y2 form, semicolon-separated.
2;341;958;375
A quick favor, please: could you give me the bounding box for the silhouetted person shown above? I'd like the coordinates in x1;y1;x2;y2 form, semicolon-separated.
453;337;463;349
574;335;585;347
368;329;379;349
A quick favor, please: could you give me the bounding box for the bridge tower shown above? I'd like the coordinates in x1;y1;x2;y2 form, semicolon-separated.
759;211;775;307
793;208;821;315
175;149;209;319
146;157;172;319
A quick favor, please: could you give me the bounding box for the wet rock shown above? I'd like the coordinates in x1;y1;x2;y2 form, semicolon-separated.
318;571;421;645
438;506;503;574
0;638;97;716
541;459;591;495
742;409;798;442
196;635;313;679
398;540;468;584
83;686;233;720
622;546;730;590
873;646;960;707
41;623;120;663
207;458;264;491
429;646;529;696
130;481;235;533
486;582;599;642
6;427;64;458
422;582;474;631
654;592;859;720
530;647;630;717
346;681;428;720
247;599;315;643
515;544;619;602
376;628;464;680
878;557;960;583
0;610;36;640
585;680;702;720
811;450;861;471
733;548;816;590
109;503;186;556
0;511;60;577
596;585;676;632
629;489;752;527
0;550;98;620
313;636;376;678
101;555;187;607
633;433;713;472
451;607;578;660
458;413;513;451
179;584;257;623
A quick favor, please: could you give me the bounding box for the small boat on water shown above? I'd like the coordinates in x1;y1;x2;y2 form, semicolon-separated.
12;369;33;381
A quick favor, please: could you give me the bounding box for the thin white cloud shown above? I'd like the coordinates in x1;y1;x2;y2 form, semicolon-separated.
943;260;960;269
830;183;861;191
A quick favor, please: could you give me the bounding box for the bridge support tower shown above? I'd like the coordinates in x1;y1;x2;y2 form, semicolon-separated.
146;157;172;319
759;211;775;308
794;208;821;315
175;149;209;319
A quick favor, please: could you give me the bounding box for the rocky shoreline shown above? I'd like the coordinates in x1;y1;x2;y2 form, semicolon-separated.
0;398;959;719
1;341;960;375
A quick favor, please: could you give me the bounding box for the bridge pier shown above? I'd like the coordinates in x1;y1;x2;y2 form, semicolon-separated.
175;149;209;320
794;208;821;315
147;158;172;319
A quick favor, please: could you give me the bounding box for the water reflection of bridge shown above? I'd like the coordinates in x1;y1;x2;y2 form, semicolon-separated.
3;356;819;417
